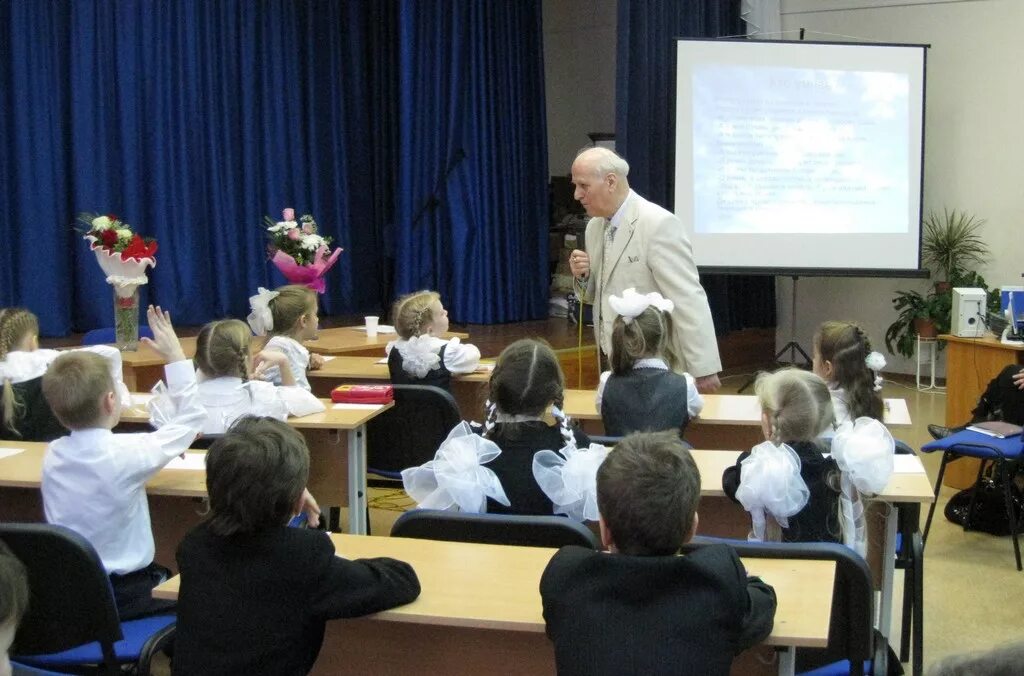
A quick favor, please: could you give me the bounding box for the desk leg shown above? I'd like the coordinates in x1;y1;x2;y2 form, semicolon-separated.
777;647;795;676
347;425;367;535
878;505;897;640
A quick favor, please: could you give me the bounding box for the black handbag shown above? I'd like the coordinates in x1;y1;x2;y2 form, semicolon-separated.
944;469;1024;536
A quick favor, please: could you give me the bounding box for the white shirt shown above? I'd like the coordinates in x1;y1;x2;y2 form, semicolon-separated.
261;335;312;391
819;387;850;441
595;358;704;418
0;346;131;407
149;375;325;435
41;360;204;575
386;336;480;377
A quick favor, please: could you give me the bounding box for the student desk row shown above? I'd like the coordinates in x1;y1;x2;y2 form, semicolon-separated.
562;390;913;449
119;395;393;535
154;533;836;676
111;326;470;392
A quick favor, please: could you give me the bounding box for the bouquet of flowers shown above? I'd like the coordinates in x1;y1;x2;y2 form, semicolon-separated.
262;207;343;293
78;212;158;351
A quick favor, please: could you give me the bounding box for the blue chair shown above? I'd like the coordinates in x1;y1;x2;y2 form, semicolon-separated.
10;663;66;675
682;538;886;676
366;385;461;480
0;523;175;676
921;428;1023;570
391;509;601;550
82;326;154;346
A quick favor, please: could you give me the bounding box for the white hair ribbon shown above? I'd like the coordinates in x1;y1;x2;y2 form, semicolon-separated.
532;442;611;522
865;351;886;392
735;441;810;542
608;287;675;323
831;417;895;557
401;422;510;513
246;287;280;336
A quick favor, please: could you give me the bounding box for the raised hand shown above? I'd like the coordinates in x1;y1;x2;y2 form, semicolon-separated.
141;305;187;363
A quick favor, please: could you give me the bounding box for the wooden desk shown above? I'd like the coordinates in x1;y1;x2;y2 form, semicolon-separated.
307;356;493;416
938;333;1024;488
119;396;392;535
111;327;470;392
563;390;912;450
153;533;836;676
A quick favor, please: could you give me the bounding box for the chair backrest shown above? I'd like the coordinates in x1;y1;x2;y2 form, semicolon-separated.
0;523;123;656
391;509;602;549
0;376;68;442
366;385;461;473
682;537;876;674
81;327;154;346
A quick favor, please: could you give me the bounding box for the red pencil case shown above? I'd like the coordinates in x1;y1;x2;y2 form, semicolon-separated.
331;384;394;405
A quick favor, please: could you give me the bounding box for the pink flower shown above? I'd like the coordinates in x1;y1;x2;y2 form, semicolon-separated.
302;223;315;235
287;229;301;241
282;207;295;221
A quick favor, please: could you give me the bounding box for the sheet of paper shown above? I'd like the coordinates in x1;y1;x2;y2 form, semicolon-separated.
165;453;207;471
376;357;389;364
0;447;25;461
475;362;495;372
332;403;384;411
131;393;154;407
319;355;336;362
892;454;925;474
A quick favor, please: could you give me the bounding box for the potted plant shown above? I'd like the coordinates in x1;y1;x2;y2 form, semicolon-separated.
921;208;990;292
884;289;951;358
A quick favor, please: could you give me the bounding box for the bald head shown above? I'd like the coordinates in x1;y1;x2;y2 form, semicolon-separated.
571;148;631;218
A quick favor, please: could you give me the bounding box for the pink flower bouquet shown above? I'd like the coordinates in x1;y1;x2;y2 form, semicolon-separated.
263;208;343;293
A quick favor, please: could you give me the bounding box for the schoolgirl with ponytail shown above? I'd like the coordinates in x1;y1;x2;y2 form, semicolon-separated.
813;320;886;430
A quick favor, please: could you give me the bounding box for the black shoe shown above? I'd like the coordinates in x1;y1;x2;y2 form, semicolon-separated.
927;424;951;440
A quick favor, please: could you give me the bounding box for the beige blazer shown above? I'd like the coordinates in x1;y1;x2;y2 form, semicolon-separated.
578;192;722;378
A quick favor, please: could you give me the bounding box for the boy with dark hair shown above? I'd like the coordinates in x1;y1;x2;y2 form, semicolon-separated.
172;417;420;675
0;540;29;674
41;306;204;620
540;431;777;676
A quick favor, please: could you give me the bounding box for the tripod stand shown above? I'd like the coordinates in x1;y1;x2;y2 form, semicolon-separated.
738;275;811;393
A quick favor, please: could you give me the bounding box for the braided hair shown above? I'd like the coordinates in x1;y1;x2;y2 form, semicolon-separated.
0;308;39;434
814;321;884;421
195;319;251;380
484;339;574;446
391;290;441;340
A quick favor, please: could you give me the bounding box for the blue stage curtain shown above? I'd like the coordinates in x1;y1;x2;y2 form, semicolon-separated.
1;0;547;335
615;0;776;333
392;0;549;324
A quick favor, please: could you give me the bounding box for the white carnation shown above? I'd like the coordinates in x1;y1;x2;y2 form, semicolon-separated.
301;234;324;251
92;215;113;230
116;228;132;241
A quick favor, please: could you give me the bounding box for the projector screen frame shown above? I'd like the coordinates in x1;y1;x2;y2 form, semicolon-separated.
675;37;930;279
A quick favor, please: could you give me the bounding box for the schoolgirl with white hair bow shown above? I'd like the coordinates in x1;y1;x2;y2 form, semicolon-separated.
595;288;703;437
246;285;324;392
812;320;887;437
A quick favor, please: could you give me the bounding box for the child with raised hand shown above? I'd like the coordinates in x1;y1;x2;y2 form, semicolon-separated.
721;368;841;544
812;320;886;431
173;417;420;675
148;318;324;436
541;431;776;676
596;288;703;436
0;540;29;674
247;285;324;392
386;290;480;390
0;307;131;441
41;305;205;619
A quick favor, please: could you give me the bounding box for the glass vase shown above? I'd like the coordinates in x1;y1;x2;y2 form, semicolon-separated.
113;286;141;351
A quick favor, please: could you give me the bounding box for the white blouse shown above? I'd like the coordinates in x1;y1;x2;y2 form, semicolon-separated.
261;335;312;391
0;345;131;407
385;336;480;378
149;374;324;435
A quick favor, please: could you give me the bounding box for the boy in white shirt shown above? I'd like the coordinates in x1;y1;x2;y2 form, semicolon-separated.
41;305;205;619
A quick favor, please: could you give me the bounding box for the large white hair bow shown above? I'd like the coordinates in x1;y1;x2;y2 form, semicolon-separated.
247;287;280;336
393;335;443;378
831;417;895;556
532;443;611;522
608;287;674;323
401;422;510;513
735;441;810;542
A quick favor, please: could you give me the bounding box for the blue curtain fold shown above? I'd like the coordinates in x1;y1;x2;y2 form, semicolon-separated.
0;0;548;334
615;0;775;333
393;0;549;323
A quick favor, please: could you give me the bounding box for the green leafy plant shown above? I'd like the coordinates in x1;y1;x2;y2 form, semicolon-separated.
921;208;990;283
884;289;952;359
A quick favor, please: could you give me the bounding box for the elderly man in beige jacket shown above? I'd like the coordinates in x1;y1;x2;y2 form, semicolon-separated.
568;147;722;393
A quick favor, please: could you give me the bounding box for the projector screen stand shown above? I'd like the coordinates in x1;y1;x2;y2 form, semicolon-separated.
738;275;811;393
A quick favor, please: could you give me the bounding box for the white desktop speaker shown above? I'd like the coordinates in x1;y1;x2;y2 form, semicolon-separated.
952;287;986;337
